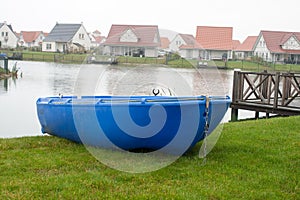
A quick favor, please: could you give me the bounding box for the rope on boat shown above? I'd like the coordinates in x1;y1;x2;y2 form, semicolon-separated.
201;96;210;164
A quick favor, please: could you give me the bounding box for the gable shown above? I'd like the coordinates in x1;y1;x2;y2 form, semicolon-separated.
0;23;17;39
282;36;300;50
120;29;138;42
172;34;185;46
105;24;160;47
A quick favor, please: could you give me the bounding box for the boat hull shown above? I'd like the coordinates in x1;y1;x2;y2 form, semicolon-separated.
36;96;230;153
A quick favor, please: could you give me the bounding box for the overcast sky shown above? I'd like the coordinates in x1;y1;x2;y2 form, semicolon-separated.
2;0;299;42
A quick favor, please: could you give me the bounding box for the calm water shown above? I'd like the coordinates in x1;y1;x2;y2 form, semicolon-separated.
0;61;238;138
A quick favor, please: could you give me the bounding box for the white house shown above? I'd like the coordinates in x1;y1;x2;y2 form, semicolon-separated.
253;30;300;63
42;23;92;53
0;22;18;48
169;34;201;59
19;31;48;48
103;24;161;57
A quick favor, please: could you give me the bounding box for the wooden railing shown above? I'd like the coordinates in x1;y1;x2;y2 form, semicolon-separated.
231;70;300;121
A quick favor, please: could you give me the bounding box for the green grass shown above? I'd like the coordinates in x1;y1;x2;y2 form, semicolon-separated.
117;56;166;65
2;50;300;71
223;60;300;72
0;116;299;199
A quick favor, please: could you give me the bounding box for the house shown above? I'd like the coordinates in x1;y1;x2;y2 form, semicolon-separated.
0;21;18;48
18;31;48;48
253;30;300;64
42;22;92;53
89;30;106;48
103;24;161;57
196;26;233;60
169;34;201;59
235;36;258;60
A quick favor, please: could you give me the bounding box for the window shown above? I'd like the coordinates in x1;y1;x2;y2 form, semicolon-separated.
79;33;84;39
46;43;52;50
5;32;8;36
1;32;4;37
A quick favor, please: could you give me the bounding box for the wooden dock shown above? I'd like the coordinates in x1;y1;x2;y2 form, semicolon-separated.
230;70;300;121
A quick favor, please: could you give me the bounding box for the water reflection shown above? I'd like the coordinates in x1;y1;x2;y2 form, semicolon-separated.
0;61;234;138
0;78;8;93
0;77;19;94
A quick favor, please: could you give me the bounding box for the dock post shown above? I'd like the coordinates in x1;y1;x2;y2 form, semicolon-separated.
231;108;239;122
4;57;8;73
231;69;241;121
255;112;259;119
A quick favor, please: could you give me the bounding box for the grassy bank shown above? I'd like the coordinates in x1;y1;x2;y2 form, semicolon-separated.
2;50;300;71
223;60;300;72
0;116;299;199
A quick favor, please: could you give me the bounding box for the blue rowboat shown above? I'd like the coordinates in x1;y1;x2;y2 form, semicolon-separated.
36;96;230;154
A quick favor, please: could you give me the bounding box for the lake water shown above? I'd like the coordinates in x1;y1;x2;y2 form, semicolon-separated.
0;60;249;138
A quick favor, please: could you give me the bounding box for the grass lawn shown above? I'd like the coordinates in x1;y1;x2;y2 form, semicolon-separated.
223;60;300;72
2;50;300;71
0;116;299;199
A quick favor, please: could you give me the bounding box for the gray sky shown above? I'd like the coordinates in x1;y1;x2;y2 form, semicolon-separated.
2;0;299;42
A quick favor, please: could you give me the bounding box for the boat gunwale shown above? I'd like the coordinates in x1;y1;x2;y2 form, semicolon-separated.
36;96;230;106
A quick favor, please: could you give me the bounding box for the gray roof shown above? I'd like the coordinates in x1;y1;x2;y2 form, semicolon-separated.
44;23;82;42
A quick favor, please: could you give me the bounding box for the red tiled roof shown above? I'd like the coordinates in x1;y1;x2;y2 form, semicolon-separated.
196;26;233;50
93;36;106;43
178;34;202;49
261;30;300;54
93;30;101;34
236;36;258;51
232;40;241;50
21;31;45;43
104;24;160;47
160;37;170;49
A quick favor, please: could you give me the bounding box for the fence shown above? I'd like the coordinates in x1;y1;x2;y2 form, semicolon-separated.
231;70;300;121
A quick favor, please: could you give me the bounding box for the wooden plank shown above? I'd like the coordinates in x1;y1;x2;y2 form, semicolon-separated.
273;72;280;109
231;102;300;116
